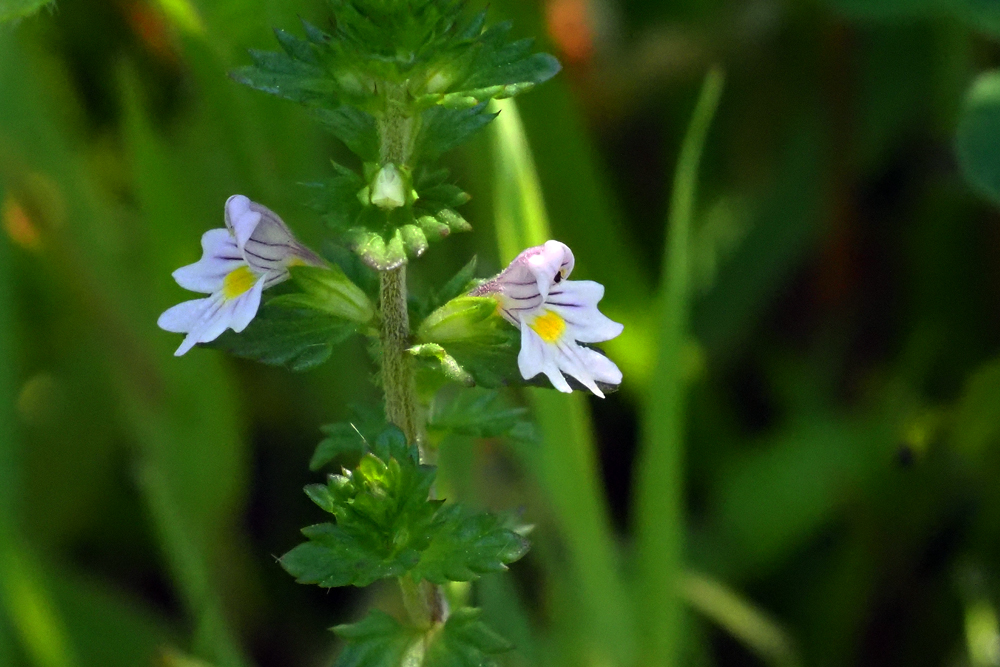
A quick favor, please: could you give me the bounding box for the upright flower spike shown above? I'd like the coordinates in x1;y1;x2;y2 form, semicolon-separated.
158;195;324;356
472;240;623;397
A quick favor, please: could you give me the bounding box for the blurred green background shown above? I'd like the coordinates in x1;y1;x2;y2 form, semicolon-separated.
3;0;1000;665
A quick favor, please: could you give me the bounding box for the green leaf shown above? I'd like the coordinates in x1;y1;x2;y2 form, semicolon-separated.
313;106;380;162
413;505;530;584
427;389;532;440
432;257;479;309
333;611;420;667
209;301;358;371
424;608;513;667
957;70;1000;206
0;0;51;23
415;104;498;161
952;356;1000;456
312;405;387;471
280;426;441;587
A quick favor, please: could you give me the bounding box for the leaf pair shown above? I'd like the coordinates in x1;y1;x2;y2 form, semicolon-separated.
334;607;511;667
281;425;529;588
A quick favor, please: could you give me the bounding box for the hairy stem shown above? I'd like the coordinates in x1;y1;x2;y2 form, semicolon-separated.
378;266;425;454
376;91;444;628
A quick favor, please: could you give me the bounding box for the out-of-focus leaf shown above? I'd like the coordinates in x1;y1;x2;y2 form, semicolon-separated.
952;356;1000;456
427;389;532;440
708;415;898;576
681;572;801;667
0;0;50;23
311;405;387;472
333;611;420;667
423;608;512;667
957;71;1000;206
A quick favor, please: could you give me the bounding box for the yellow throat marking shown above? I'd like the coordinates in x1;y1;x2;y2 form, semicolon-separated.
531;311;566;343
222;266;256;299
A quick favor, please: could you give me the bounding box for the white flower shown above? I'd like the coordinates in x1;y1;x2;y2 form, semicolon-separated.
157;195;322;356
472;240;624;397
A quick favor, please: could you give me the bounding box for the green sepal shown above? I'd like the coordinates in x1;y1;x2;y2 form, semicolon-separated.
411;505;530;584
410;343;475;391
209;301;357;371
332;611;421;667
415;296;522;389
424;608;513;667
269;265;375;325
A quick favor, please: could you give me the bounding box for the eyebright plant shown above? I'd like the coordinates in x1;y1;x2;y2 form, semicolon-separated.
157;1;624;665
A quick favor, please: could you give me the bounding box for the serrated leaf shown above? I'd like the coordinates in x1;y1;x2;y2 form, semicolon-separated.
424;608;513;667
412;505;530;584
281;425;441;587
427;389;530;439
311;423;369;471
333;611;421;667
432;256;478;311
209;301;357;371
313;106;379;162
415;104;498;161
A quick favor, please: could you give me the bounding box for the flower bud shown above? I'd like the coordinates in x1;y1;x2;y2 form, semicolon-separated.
370;164;406;210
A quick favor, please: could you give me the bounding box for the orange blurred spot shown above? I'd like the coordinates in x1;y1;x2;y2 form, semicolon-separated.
3;197;41;251
546;0;594;65
125;1;177;64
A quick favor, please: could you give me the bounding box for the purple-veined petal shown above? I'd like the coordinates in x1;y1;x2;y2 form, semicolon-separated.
577;346;622;386
545;281;623;344
525;240;574;299
172;229;243;294
229;274;266;332
554;340;604;398
518;322;573;393
157;296;216;333
225;195;262;249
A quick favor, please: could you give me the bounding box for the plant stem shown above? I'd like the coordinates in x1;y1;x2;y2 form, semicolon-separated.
376;84;445;628
378;266;426;456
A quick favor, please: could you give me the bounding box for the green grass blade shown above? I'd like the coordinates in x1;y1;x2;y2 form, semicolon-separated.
490;97;636;667
634;67;725;667
681;572;801;667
